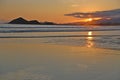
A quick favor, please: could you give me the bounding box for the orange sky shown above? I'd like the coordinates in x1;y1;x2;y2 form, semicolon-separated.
0;0;120;23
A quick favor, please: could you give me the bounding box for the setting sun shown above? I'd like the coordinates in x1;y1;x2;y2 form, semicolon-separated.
87;18;93;22
78;17;103;23
80;18;94;22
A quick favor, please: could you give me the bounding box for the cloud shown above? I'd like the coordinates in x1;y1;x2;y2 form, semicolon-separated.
64;9;120;19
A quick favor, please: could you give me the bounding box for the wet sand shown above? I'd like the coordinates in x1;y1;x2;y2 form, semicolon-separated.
0;41;120;80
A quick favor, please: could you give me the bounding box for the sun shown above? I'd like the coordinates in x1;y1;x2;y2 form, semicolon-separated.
79;17;102;23
87;18;93;22
81;18;93;22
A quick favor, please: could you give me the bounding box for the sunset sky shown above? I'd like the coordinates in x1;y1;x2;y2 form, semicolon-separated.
0;0;120;23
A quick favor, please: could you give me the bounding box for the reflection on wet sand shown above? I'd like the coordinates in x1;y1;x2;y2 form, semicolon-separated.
86;31;94;48
0;38;120;80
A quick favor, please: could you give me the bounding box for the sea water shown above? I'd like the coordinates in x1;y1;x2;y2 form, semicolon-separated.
0;24;120;50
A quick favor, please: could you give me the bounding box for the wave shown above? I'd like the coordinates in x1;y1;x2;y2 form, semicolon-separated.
0;27;85;28
0;35;119;38
0;29;120;33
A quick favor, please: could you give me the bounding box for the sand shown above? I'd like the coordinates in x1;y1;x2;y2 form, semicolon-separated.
0;41;120;80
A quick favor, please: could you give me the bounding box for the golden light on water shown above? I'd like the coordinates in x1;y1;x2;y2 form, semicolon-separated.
88;31;92;36
87;31;93;40
87;40;94;48
86;31;94;48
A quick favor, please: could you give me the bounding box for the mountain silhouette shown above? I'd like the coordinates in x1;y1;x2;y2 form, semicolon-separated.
8;17;56;25
28;20;41;24
9;17;28;24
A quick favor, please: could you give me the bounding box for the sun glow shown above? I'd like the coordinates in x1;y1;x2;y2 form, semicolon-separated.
87;31;93;40
86;31;94;47
88;31;92;36
80;17;102;22
83;18;93;22
87;18;93;22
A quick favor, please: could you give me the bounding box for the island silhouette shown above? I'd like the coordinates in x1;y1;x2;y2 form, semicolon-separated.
9;17;56;25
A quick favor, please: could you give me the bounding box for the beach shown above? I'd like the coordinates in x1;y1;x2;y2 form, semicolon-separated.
0;38;120;80
0;24;120;80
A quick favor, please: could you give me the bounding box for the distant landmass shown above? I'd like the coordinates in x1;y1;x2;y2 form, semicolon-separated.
8;17;57;25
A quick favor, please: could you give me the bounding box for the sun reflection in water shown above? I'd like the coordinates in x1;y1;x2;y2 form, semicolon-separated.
86;31;94;48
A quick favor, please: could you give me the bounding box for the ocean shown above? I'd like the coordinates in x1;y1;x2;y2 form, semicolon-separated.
0;24;120;50
0;24;120;80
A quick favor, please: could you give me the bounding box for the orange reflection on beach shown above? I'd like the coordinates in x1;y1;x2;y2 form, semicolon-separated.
86;31;94;48
87;40;94;48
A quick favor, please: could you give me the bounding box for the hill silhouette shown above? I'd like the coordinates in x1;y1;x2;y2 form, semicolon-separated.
9;17;28;24
28;20;41;24
8;17;56;25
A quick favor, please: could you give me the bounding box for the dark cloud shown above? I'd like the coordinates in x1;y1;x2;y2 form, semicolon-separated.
64;9;120;19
